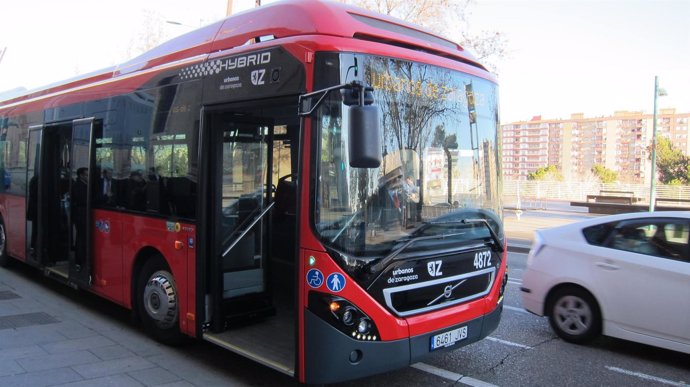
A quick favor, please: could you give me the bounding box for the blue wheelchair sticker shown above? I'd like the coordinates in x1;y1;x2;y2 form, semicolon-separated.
307;269;324;289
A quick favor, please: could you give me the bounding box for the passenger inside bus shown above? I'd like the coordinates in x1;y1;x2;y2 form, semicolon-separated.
126;170;147;211
97;167;116;206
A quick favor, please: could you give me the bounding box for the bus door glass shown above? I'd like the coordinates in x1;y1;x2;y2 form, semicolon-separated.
69;118;96;285
27;122;73;273
26;126;42;265
212;115;273;328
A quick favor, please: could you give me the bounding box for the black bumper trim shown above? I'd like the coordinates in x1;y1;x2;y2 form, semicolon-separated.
304;302;503;384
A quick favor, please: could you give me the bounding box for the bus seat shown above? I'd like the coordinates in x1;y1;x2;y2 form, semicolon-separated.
223;231;256;271
274;177;296;221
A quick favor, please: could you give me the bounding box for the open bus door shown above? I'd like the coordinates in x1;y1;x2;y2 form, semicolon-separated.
26;118;97;287
202;100;299;377
69;118;97;286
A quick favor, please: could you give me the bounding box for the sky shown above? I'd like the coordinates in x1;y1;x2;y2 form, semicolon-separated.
0;0;688;123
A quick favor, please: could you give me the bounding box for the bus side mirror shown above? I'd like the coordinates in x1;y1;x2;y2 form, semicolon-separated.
348;105;381;168
298;81;382;168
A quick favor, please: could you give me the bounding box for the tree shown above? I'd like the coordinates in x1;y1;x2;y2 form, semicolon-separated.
650;136;690;185
126;9;168;59
527;165;563;181
342;0;507;73
591;164;617;183
432;125;458;204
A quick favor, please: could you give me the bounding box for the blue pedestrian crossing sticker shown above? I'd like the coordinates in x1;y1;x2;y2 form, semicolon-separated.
326;273;346;293
306;269;324;288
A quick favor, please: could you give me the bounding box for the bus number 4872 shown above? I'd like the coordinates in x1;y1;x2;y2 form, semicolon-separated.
473;250;491;269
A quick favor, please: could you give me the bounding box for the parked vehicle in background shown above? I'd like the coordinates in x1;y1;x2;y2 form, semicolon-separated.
521;211;690;354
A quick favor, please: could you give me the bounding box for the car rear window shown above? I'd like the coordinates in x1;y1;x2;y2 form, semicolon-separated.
582;222;617;245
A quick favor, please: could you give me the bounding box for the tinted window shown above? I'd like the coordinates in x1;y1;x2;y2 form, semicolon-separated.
606;219;689;261
583;221;616;245
94;83;200;219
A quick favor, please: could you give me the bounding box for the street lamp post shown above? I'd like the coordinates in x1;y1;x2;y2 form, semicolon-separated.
648;75;667;212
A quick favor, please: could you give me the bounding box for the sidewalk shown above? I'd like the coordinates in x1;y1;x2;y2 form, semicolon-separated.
0;265;290;387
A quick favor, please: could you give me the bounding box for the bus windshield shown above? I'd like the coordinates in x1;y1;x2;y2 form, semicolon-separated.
314;53;503;281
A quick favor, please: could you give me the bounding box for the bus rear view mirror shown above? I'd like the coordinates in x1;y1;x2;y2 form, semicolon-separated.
348;105;381;168
298;81;382;168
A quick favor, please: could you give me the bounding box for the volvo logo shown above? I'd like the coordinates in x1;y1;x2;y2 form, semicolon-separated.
427;279;467;306
443;284;453;299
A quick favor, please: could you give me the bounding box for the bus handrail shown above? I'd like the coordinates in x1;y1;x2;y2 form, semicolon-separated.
222;202;275;259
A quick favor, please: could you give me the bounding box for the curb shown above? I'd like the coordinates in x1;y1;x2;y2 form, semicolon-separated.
507;244;531;254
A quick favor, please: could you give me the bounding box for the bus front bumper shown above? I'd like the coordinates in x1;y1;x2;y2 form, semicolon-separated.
304;301;503;384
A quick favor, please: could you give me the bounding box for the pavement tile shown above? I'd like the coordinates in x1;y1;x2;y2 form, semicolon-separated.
0;326;67;349
0;301;22;315
72;355;155;379
89;344;137;361
0;344;47;361
0;359;24;377
0;367;83;387
16;350;99;372
103;332;164;357
152;381;196;387
57;373;144;387
127;367;182;386
6;298;45;313
41;335;116;354
146;353;235;386
55;322;99;340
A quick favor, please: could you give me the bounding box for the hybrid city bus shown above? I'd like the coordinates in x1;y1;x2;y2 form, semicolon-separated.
0;0;506;383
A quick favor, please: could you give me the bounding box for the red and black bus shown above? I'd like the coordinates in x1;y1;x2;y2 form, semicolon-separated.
0;1;506;383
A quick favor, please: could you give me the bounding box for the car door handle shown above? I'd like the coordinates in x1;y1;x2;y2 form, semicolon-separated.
596;261;619;270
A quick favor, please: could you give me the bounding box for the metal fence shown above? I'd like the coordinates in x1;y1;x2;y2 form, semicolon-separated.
503;180;690;209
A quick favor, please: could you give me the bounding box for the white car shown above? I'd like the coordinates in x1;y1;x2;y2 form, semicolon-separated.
520;211;690;354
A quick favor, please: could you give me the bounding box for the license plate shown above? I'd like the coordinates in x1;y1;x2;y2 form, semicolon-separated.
430;326;468;350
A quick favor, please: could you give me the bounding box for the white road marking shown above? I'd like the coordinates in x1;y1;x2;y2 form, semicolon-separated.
503;305;530;314
486;336;533;349
605;366;686;386
412;363;498;387
507;279;522;285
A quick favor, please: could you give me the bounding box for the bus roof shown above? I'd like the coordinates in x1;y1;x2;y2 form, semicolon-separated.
1;0;486;106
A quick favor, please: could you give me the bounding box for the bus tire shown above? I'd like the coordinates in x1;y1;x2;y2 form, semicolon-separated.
136;255;184;345
0;220;12;268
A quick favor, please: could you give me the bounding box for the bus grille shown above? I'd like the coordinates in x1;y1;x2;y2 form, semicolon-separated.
382;267;495;317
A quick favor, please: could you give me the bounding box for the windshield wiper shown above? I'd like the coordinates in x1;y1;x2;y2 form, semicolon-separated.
367;232;467;274
460;218;504;252
422;218;503;252
330;212;359;243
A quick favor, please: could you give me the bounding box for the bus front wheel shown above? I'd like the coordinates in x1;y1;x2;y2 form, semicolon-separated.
136;255;184;345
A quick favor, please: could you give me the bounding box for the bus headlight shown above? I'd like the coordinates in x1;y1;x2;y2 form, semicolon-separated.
357;318;371;334
342;307;355;326
309;292;379;341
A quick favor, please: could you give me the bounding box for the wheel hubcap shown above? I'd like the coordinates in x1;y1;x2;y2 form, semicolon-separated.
554;295;591;335
143;270;178;329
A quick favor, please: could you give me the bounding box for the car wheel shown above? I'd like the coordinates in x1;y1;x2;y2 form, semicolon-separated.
548;286;601;344
0;221;12;268
136;255;184;345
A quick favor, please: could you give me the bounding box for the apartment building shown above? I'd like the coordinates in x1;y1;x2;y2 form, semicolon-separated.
501;109;690;183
